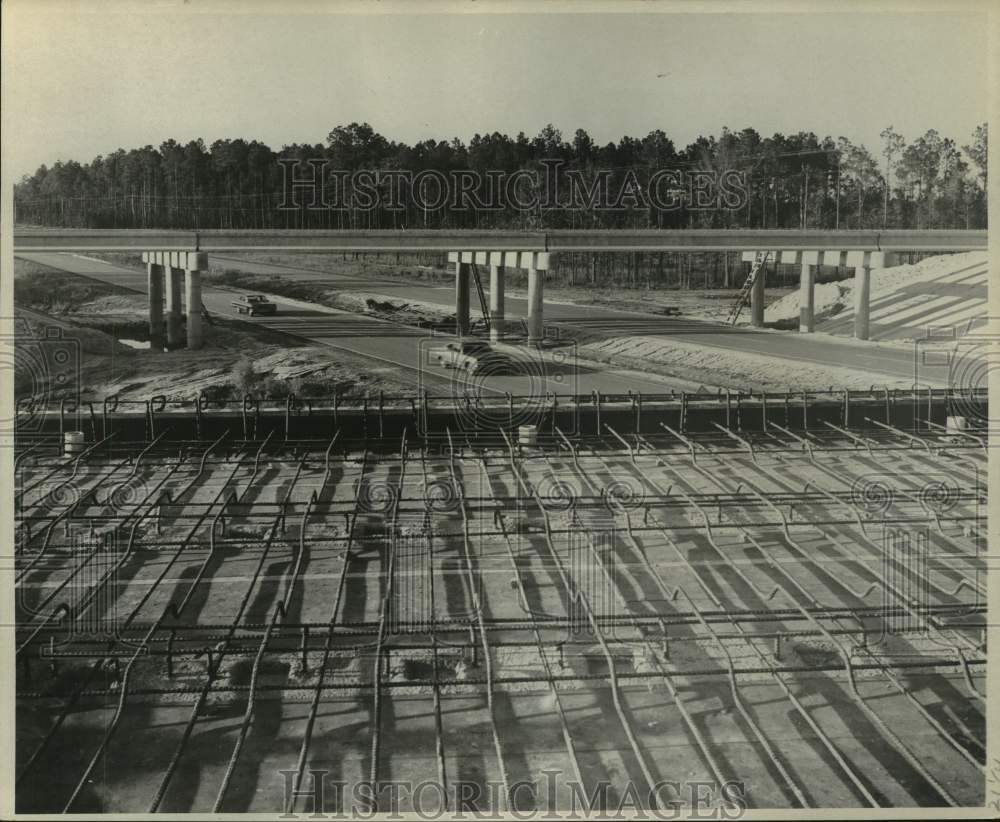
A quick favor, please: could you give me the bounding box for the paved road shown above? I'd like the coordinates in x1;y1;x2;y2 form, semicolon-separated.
18;252;702;396
211;253;936;384
22;251;966;390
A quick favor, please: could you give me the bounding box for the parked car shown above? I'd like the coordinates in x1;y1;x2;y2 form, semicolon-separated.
428;341;516;375
231;294;277;316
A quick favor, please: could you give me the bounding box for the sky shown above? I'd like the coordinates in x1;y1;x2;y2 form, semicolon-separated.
2;1;990;179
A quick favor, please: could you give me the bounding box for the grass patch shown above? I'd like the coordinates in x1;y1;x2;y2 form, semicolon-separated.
14;257;132;313
78;252;145;269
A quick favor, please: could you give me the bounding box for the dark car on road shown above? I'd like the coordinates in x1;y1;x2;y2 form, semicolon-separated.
231;294;277;316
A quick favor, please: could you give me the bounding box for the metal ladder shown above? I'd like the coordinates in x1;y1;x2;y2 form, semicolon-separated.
726;251;769;326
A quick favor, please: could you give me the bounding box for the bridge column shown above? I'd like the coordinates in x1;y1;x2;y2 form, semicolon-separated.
145;255;165;350
185;269;203;349
527;255;544;345
180;251;209;350
488;252;505;343
799;264;815;332
849;251;873;341
455;256;471;336
799;251;818;333
165;261;183;347
853;251;890;341
750;256;766;327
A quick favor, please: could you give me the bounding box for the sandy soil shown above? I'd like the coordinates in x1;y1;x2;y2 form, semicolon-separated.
575;335;895;391
13;258;417;401
764;251;988;339
284;287;916;391
200;268;902;390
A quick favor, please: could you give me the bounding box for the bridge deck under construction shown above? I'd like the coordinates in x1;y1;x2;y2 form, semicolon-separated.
13;392;988;812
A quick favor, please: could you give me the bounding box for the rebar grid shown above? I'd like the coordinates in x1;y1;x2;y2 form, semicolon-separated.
14;419;987;812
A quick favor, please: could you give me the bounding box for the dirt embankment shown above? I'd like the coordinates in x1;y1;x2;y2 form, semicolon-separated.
12;257;417;401
763;251;988;341
575;335;889;391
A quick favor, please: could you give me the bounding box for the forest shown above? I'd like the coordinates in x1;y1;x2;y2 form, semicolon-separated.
14;122;987;233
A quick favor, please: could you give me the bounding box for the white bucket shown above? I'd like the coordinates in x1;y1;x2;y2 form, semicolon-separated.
518;424;538;447
945;416;967;432
64;431;86;456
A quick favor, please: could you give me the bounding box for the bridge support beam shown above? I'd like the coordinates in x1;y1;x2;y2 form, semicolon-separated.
166;266;183;347
147;262;165;350
15;228;989;255
455;259;471;336
527;258;544;345
489;256;505;343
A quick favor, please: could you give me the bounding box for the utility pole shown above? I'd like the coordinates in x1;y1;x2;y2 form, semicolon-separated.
771;178;778;228
801;165;809;229
835;155;841;229
883;163;890;227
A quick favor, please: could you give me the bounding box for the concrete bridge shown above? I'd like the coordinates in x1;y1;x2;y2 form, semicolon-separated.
13;228;987;350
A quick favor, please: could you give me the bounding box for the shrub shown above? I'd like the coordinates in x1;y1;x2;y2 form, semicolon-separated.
233;357;258;394
202;382;234;401
258;375;291;398
289;377;330;398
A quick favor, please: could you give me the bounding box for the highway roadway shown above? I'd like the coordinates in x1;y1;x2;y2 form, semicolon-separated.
17;252;701;396
19;251;958;392
211;253;934;384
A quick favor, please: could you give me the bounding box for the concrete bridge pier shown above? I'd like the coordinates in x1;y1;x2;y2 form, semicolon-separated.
147;260;165;349
741;248;893;339
527;258;544;345
799;262;816;333
455;258;471;336
186;268;203;349
449;250;549;344
792;251;817;333
488;253;505;343
848;251;888;341
854;269;871;340
166;266;183;347
142;251;208;350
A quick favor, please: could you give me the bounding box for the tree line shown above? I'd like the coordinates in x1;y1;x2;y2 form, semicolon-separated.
14;122;987;231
